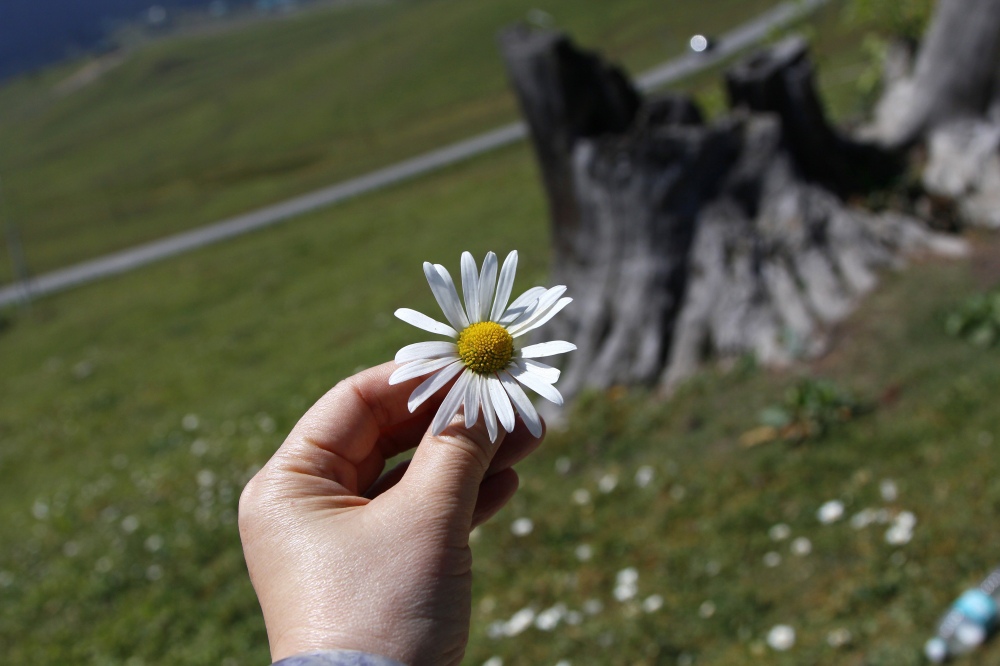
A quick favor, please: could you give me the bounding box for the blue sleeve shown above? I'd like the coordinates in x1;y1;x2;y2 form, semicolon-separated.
271;650;407;666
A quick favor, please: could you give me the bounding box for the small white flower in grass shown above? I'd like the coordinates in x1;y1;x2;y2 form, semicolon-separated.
885;524;913;545
827;628;852;647
121;515;140;533
885;510;916;544
197;469;216;488
895;510;917;529
699;600;716;618
31;501;49;520
575;543;593;561
817;499;845;524
598;473;618;493
763;551;782;568
790;537;812;556
182;413;200;431
483;658;503;666
634;465;655;488
614;567;639;601
390;251;576;442
510;517;534;536
768;523;791;541
190;439;208;456
766;624;796;651
642;594;664;613
504;608;536;636
572;488;591;505
850;508;877;529
535;604;567;631
583;599;604;615
880;479;899;502
617;567;639;585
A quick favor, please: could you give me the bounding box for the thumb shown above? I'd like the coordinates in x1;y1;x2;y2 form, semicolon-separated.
391;414;505;535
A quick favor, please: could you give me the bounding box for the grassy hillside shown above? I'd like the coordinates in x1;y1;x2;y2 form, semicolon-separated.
0;0;785;274
3;151;1000;662
7;0;995;664
0;143;550;663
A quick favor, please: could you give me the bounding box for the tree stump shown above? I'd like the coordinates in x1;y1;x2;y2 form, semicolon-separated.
725;36;902;194
499;27;965;401
864;0;1000;230
868;0;1000;149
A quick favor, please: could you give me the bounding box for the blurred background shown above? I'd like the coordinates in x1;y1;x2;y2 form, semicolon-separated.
3;1;1000;664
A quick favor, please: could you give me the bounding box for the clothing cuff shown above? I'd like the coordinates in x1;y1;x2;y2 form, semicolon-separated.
271;650;406;666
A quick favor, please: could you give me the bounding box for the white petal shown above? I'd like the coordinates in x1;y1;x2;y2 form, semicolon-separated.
498;286;546;325
394;308;458;338
488;374;516;433
478;252;498;323
431;369;474;435
407;359;464;412
507;286;567;333
519;340;577;358
509;297;572;338
500;370;543;438
461;252;481;324
389;356;458;384
510;364;564;405
424;262;470;331
479;374;499;442
516;358;560;383
395;341;457;363
490;251;519;322
464;372;481;429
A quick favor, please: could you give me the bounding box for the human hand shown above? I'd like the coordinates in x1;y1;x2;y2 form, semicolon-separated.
239;362;544;665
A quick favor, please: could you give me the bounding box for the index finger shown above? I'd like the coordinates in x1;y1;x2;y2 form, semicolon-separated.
270;361;441;485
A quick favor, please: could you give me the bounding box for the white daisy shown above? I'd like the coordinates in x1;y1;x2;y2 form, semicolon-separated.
389;250;575;441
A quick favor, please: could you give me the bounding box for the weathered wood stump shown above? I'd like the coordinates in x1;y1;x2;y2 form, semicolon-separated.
725;36;903;194
863;0;1000;230
499;26;965;402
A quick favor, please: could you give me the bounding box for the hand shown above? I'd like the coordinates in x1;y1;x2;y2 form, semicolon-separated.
239;362;544;665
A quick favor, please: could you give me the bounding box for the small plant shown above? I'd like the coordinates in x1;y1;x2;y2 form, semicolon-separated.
743;378;866;446
946;287;1000;347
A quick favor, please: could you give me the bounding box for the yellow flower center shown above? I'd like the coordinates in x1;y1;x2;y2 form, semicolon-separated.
456;321;514;375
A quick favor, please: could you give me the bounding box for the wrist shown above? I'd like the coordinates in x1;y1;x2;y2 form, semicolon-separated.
272;649;407;666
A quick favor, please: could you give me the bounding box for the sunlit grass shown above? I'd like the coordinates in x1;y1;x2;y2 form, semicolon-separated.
0;0;781;274
5;1;996;664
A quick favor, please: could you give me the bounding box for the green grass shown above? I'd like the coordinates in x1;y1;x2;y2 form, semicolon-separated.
0;143;550;664
464;238;1000;665
0;0;781;274
4;162;1000;663
4;1;989;664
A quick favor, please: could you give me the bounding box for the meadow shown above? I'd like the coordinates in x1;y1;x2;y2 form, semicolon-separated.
0;0;782;274
4;0;1000;664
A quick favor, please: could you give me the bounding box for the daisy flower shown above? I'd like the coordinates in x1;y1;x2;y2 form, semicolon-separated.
390;250;575;441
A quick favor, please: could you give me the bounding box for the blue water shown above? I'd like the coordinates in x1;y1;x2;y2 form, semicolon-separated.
0;1;252;82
